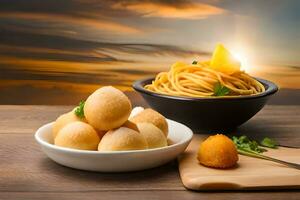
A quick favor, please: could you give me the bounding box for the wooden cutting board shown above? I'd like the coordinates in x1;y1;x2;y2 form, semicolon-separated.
178;134;300;190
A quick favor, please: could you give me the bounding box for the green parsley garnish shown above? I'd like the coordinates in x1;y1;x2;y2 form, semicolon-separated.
232;135;300;169
232;135;271;161
75;100;85;119
232;135;267;154
260;137;278;149
213;82;230;96
192;61;198;64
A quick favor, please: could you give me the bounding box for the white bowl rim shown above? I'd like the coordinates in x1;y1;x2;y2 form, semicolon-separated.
34;119;193;155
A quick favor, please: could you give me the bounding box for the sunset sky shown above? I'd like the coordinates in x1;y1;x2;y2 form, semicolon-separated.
0;0;299;104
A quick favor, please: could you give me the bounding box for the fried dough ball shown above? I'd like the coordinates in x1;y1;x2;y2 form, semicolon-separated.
197;134;238;169
122;120;139;132
137;123;167;149
130;108;168;137
84;86;132;131
98;127;148;151
129;106;144;119
55;121;100;150
52;108;85;139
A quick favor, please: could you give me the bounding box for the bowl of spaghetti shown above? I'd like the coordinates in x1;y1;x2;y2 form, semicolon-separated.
133;44;278;131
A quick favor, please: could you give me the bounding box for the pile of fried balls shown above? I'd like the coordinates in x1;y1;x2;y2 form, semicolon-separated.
52;86;169;151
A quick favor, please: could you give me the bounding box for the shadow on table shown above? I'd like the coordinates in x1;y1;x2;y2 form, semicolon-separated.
38;157;180;186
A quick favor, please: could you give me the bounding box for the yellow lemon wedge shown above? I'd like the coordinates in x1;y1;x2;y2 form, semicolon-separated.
210;44;241;74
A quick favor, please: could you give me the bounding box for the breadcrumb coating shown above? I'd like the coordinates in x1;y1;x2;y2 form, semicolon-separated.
197;134;238;168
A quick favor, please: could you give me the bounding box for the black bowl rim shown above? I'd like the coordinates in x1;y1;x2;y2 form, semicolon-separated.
133;77;278;101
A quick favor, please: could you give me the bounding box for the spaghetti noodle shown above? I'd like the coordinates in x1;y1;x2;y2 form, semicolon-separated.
144;61;265;97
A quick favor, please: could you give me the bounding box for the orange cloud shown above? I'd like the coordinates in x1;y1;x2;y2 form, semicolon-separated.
0;79;130;93
112;2;225;19
0;12;141;34
0;55;110;73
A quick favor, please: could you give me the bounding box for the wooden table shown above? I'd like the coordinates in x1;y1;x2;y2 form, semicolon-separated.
0;95;300;199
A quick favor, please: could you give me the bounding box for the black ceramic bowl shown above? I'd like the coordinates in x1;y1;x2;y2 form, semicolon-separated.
133;77;278;131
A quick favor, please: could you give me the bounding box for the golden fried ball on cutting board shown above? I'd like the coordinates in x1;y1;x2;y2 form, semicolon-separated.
137;123;167;149
55;121;100;150
130;108;168;137
84;86;132;131
52;108;85;139
98;127;148;151
197;134;238;168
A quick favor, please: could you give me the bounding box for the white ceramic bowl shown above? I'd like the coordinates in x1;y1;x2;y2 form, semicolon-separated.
35;119;193;172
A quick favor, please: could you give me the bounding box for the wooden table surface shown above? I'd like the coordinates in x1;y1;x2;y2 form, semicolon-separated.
0;94;300;200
